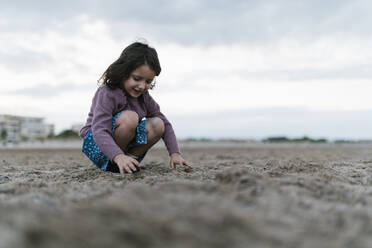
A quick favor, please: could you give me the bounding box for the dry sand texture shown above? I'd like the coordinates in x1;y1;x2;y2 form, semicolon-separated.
1;143;372;248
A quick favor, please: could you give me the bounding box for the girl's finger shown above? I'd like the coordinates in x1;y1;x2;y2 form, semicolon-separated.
183;160;192;168
119;166;125;177
128;162;137;172
170;160;174;169
124;166;133;174
131;159;140;167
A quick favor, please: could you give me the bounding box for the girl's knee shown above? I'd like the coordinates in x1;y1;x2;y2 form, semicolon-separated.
115;111;139;130
147;117;165;137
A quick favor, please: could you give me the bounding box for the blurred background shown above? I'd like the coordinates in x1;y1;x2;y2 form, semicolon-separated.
0;0;371;141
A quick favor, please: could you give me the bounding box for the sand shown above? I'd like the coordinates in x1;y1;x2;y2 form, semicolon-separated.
1;142;372;248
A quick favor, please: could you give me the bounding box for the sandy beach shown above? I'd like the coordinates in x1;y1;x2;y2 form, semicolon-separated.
1;142;372;248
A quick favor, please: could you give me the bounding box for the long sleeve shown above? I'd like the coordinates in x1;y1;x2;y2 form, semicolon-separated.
145;93;180;155
91;88;124;161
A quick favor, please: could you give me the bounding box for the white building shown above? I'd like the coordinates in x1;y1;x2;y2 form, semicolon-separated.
20;116;53;139
0;114;54;143
45;124;55;137
0;115;21;144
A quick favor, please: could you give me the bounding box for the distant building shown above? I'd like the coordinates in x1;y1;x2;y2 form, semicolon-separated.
0;114;54;144
0;115;21;144
20;116;47;140
45;124;55;137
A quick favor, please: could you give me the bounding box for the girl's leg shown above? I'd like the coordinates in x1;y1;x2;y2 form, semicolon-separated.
128;117;165;157
113;111;139;151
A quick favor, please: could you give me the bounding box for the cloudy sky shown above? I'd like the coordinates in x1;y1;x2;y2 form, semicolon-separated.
1;0;371;140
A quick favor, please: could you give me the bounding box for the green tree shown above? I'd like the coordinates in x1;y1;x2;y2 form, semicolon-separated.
55;129;79;139
1;129;7;141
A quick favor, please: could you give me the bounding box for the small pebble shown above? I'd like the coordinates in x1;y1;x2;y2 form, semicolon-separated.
0;175;10;183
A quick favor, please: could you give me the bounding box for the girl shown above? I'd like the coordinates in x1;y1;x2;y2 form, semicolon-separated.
80;41;191;177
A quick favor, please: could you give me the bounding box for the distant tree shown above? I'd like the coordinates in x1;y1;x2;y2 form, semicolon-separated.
263;136;327;143
47;133;55;139
263;136;290;143
55;129;79;139
1;129;7;141
183;137;213;142
293;136;311;142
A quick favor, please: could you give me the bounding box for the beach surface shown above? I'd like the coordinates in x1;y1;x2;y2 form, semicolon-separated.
1;142;372;248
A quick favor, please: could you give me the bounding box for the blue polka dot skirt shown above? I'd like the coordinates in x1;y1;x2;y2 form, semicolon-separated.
82;112;147;171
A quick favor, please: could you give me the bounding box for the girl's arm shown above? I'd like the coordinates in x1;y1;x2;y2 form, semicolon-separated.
91;87;124;162
145;93;192;169
145;93;179;154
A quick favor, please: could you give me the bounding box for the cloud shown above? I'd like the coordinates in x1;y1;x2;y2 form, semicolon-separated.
6;83;84;97
1;0;372;45
239;65;372;81
0;50;54;72
1;1;372;138
0;15;122;92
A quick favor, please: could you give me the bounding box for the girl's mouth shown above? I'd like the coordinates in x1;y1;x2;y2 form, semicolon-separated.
133;89;142;94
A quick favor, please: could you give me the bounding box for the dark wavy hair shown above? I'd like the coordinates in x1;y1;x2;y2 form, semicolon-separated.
99;41;161;90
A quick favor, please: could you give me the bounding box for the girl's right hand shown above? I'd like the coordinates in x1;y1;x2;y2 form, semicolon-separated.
113;154;140;177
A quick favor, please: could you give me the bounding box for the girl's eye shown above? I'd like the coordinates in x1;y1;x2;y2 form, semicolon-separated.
133;76;140;81
146;80;152;84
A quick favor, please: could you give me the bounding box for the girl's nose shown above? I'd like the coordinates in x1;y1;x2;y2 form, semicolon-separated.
138;81;146;89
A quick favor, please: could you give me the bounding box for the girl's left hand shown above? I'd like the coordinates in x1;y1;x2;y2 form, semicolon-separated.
170;153;192;170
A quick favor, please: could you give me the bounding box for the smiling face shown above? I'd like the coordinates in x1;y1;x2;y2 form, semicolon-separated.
123;64;156;98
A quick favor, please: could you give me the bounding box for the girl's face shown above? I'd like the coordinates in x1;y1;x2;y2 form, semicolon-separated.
123;64;156;98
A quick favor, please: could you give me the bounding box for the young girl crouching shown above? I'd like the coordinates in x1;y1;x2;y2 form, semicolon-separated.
80;41;191;177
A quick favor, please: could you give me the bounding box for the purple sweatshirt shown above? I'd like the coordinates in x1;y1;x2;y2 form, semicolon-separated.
80;85;180;161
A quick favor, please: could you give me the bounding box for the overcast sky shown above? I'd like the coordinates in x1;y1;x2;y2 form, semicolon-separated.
0;0;371;140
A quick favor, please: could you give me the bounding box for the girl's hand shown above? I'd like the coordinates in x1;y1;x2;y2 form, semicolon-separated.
170;153;192;170
113;154;140;177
